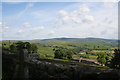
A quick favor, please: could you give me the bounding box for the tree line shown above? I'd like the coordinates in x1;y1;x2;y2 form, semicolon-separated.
96;49;120;69
3;41;38;54
54;49;72;59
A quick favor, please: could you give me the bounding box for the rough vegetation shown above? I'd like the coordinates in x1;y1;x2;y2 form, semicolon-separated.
2;38;120;79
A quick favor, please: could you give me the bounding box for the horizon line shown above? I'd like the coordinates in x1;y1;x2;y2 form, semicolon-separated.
1;37;119;41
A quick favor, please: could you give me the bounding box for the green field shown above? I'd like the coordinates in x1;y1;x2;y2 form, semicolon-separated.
2;38;119;79
2;38;118;69
2;39;117;59
31;40;116;59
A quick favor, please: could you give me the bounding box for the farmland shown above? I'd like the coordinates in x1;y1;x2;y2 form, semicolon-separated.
2;38;120;80
31;38;117;59
2;38;118;62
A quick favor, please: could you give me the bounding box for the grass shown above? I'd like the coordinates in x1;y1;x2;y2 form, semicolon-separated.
35;41;116;59
91;50;114;54
90;65;109;70
2;40;116;71
38;57;109;70
89;55;98;59
73;54;98;59
37;46;54;58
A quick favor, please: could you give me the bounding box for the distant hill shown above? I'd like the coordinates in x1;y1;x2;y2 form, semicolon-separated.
2;37;118;44
40;37;117;43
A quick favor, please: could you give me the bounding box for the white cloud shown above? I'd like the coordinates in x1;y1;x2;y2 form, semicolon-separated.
50;30;55;34
58;36;69;38
18;29;23;33
0;22;2;34
2;21;46;39
27;3;34;7
23;22;31;28
102;0;118;2
32;26;44;31
5;3;34;27
15;29;26;38
103;2;115;8
59;10;68;16
2;22;9;32
83;15;94;22
79;4;90;14
56;4;92;26
29;26;45;35
18;3;34;17
2;0;119;2
0;22;2;25
48;30;55;35
2;2;118;40
54;3;117;39
61;16;71;23
30;11;43;18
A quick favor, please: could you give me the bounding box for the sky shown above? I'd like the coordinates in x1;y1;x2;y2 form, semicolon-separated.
1;0;120;2
1;2;118;40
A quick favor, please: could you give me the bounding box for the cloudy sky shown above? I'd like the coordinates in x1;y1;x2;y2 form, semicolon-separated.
1;2;118;40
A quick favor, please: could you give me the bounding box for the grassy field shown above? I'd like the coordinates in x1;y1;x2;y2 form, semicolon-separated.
38;57;109;70
33;41;116;59
37;46;54;58
2;40;116;59
2;40;117;68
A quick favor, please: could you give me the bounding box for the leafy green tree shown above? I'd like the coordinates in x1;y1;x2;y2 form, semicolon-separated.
67;53;72;59
31;43;38;53
65;50;72;59
10;43;17;52
54;49;73;59
105;55;110;61
23;42;32;53
97;54;106;65
110;49;120;69
80;54;89;58
10;41;38;54
54;49;64;59
53;48;55;51
15;41;25;51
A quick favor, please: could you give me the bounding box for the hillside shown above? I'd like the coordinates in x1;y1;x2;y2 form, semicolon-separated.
2;37;118;58
39;37;117;43
2;37;118;43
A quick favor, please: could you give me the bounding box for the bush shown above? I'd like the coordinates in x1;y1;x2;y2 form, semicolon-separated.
110;49;120;69
54;49;72;59
79;54;89;58
97;54;106;64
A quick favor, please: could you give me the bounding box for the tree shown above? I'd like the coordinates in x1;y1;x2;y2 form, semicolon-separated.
10;43;17;52
31;43;38;53
67;53;72;59
105;55;110;61
53;48;55;51
10;41;38;54
54;49;64;59
97;54;106;65
15;41;25;51
80;54;89;58
110;49;120;69
65;50;72;59
54;49;72;59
